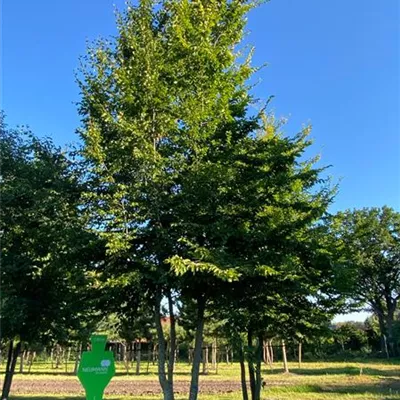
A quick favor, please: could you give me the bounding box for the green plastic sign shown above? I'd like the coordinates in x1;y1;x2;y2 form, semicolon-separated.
77;335;115;400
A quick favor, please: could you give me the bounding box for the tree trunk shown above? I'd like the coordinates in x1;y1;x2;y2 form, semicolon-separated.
254;334;263;400
188;296;206;400
1;341;21;400
376;313;390;358
65;347;71;373
147;343;151;373
268;340;274;364
167;291;176;386
282;340;289;373
19;348;25;374
262;340;267;364
155;293;174;400
212;338;218;374
202;348;206;375
298;342;302;369
153;343;157;365
28;351;35;374
74;343;82;375
50;347;54;369
238;342;249;400
55;345;64;369
188;349;193;365
136;340;142;375
386;305;397;356
202;346;209;375
265;340;272;369
247;331;256;400
1;341;14;399
122;343;130;374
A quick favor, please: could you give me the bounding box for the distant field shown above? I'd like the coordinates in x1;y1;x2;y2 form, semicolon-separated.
3;360;400;400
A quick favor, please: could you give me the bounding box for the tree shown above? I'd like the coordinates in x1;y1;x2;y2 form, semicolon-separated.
0;117;102;398
333;322;368;353
331;207;400;356
193;119;338;400
78;1;265;399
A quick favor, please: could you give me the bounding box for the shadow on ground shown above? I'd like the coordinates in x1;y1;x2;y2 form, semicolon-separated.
263;366;400;377
262;377;400;397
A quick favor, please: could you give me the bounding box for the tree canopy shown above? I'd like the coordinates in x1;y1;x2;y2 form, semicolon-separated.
330;207;400;356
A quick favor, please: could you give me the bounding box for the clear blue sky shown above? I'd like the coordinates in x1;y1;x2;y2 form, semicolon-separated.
2;0;399;217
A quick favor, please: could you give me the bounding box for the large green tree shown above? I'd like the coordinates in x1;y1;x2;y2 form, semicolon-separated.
0;117;102;398
77;2;341;400
78;1;264;399
331;207;400;356
212;215;340;400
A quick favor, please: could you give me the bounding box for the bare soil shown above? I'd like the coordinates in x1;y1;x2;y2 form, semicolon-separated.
9;379;242;395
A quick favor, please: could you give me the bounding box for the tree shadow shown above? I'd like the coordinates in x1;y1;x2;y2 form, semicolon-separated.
321;377;400;396
10;398;165;400
262;377;400;397
263;366;400;377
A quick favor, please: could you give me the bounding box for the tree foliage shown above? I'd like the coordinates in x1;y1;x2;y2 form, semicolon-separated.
330;207;400;356
0;116;103;398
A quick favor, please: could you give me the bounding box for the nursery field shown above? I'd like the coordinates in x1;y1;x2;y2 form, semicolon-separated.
3;360;400;400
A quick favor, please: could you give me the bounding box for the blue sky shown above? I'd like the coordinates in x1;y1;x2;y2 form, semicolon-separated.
2;0;399;217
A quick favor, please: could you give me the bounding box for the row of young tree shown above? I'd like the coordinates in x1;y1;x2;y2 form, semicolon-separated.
1;1;399;400
3;316;396;375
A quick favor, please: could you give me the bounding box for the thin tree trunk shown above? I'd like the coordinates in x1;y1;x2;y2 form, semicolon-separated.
19;348;25;374
136;340;142;375
263;340;267;364
28;351;34;374
121;343;126;365
212;339;217;369
268;340;274;364
202;346;209;375
202;348;206;374
153;343;157;365
254;334;263;400
50;347;54;369
147;343;151;373
155;293;174;400
1;341;21;400
74;343;82;375
282;340;289;373
264;340;272;369
383;335;390;359
238;341;249;400
298;342;302;369
167;291;176;386
247;331;256;400
123;343;130;375
213;338;218;374
188;296;206;400
1;340;14;399
188;349;193;365
56;346;64;369
65;347;71;373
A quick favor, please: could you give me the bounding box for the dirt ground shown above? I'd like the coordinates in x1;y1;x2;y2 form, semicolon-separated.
9;379;241;395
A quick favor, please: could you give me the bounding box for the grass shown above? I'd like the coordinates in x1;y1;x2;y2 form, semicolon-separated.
4;360;400;400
